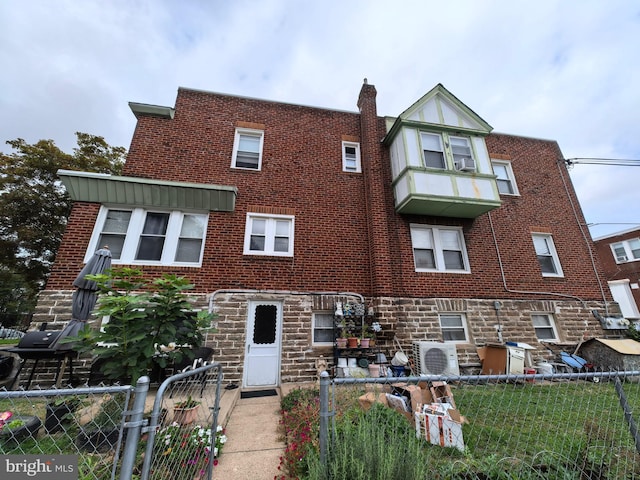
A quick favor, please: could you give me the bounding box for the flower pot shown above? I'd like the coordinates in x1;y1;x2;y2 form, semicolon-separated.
368;364;381;377
0;415;41;444
347;337;359;348
173;405;200;425
336;337;347;348
360;338;370;348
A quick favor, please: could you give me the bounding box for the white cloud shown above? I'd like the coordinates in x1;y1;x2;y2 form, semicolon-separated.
1;0;638;237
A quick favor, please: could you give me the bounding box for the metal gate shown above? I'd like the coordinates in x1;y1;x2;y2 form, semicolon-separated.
140;362;223;480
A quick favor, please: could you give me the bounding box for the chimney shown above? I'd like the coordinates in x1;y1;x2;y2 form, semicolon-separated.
356;79;394;295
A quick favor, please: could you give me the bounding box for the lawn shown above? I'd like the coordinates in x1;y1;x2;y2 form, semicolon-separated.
279;379;640;480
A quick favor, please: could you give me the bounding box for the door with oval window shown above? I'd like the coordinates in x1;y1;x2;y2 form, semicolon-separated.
243;300;282;387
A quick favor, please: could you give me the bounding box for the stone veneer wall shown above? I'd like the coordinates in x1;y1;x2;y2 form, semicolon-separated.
24;291;617;387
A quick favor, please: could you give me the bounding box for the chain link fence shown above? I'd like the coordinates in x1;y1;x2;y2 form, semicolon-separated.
0;362;223;480
320;370;640;479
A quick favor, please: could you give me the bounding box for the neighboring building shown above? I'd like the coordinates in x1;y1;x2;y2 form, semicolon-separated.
35;81;619;386
593;228;640;322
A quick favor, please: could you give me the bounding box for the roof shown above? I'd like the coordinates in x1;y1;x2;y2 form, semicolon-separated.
585;338;640;355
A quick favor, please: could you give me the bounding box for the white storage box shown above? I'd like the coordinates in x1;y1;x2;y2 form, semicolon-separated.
415;411;465;451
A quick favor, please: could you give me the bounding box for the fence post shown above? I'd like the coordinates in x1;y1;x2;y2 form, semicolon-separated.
319;371;330;470
119;376;150;480
614;376;640;454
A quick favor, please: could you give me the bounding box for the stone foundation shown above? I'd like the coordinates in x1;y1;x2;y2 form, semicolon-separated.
25;290;619;387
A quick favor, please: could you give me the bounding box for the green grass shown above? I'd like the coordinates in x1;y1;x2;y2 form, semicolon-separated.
283;380;640;479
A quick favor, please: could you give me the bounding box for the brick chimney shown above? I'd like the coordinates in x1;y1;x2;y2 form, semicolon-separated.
357;80;394;295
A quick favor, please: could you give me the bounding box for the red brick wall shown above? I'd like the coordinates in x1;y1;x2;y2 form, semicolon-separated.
47;88;610;305
594;229;640;310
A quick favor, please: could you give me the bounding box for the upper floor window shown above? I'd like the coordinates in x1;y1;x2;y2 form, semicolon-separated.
611;238;640;263
531;313;559;341
232;128;264;170
420;132;446;169
244;213;294;256
439;313;469;342
410;225;470;273
89;207;208;266
342;141;361;173
492;160;519;195
419;132;477;172
532;233;564;277
312;312;334;345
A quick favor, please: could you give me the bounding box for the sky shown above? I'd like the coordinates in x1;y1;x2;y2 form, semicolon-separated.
1;0;639;239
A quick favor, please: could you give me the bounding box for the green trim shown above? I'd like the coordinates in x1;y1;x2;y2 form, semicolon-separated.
383;84;493;145
129;102;175;119
57;170;237;212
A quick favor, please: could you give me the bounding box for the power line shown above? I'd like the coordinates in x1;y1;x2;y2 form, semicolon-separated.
566;157;640;167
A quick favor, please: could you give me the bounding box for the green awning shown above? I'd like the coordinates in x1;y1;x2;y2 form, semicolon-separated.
58;170;237;212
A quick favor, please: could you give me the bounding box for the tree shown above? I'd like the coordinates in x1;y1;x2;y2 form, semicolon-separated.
0;133;125;318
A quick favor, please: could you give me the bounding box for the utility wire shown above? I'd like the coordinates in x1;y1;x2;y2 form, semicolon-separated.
565;157;640;167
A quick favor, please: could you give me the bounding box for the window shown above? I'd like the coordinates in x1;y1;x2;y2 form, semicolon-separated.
244;213;294;256
611;238;640;263
532;233;564;277
439;313;468;342
90;207;208;265
410;225;470;272
492;160;519;195
420;132;446;169
232;128;264;170
531;314;558;341
450;136;475;171
313;312;334;345
342;141;361;172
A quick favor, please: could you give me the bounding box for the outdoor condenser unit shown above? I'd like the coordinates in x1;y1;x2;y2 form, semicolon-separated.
413;342;460;376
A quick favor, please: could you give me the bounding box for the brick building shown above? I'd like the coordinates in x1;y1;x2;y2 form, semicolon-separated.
34;81;619;386
593;228;640;321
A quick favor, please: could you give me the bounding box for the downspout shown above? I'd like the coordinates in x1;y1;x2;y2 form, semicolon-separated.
555;158;610;315
488;211;590;309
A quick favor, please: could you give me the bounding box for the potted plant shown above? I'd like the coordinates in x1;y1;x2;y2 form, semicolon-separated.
45;395;82;433
0;415;42;444
76;393;125;453
173;396;201;425
336;328;348;348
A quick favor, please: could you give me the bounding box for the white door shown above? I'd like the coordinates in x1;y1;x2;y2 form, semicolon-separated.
243;300;282;387
609;280;640;319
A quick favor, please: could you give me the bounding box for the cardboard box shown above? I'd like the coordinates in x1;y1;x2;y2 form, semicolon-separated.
415;411;465;451
429;381;456;408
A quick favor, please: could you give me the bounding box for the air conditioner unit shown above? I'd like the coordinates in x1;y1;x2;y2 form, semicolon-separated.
455;157;476;172
413;342;460;376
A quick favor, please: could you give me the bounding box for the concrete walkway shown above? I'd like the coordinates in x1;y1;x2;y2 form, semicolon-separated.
213;388;285;480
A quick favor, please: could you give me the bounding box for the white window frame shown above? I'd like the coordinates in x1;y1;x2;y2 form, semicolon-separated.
610;238;640;264
231;128;264;170
531;313;559;341
420;132;446;169
491;160;519;195
438;313;469;343
532;233;564;277
86;206;208;266
342;141;361;173
410;224;470;273
312;311;334;346
243;213;295;257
